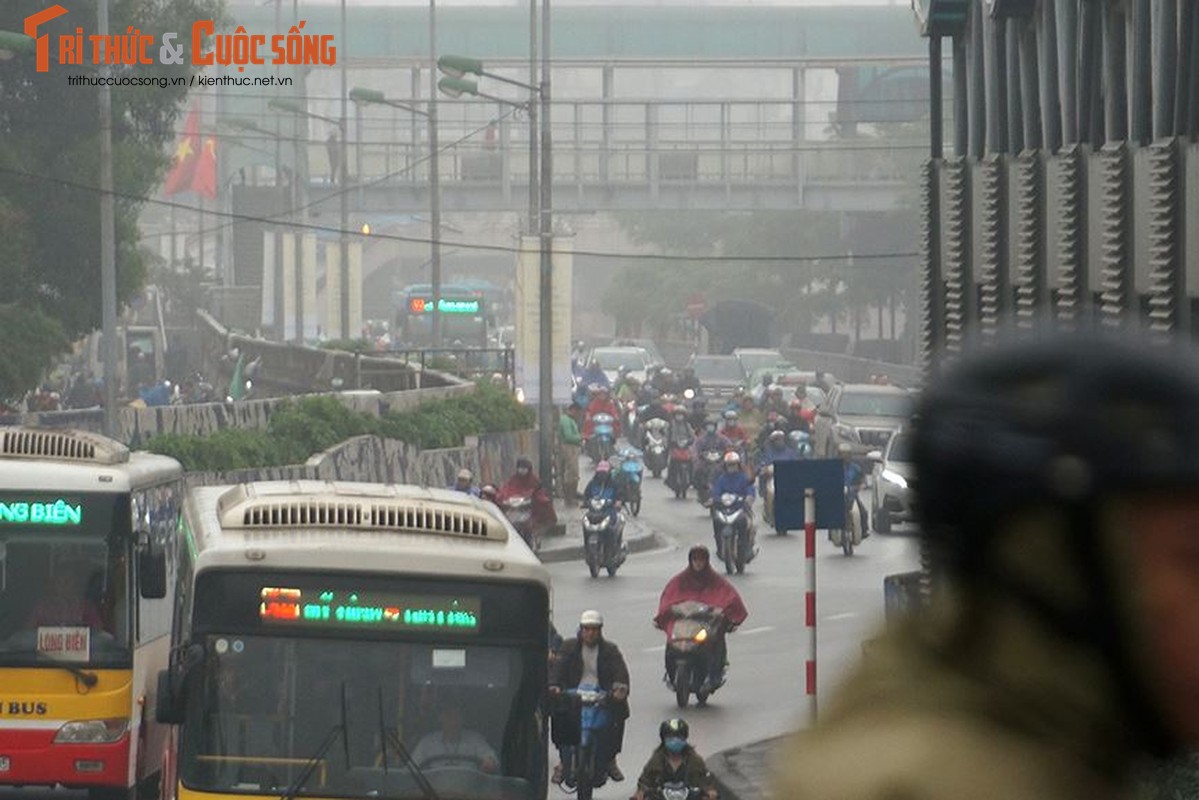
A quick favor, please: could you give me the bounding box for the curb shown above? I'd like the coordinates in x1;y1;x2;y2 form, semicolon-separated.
707;737;785;800
537;521;666;564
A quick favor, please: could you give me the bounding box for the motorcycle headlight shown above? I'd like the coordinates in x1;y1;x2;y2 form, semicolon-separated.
589;498;605;509
54;719;128;744
693;628;708;643
720;493;737;506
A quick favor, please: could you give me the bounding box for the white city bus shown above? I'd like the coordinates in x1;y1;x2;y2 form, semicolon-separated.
0;427;184;800
157;480;553;800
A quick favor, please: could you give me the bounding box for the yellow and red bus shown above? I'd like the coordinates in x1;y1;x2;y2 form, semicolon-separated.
157;480;552;800
0;427;184;799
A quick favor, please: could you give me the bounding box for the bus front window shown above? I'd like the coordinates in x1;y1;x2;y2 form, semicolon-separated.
182;636;543;799
0;535;131;667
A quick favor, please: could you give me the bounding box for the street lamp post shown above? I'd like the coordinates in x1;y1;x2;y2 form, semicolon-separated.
349;87;440;348
438;46;555;489
98;0;118;437
269;98;351;340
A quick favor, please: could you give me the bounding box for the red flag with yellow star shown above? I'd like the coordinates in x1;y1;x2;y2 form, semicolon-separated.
163;104;216;198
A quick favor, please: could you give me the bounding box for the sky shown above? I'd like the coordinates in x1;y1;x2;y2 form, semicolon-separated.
277;0;908;5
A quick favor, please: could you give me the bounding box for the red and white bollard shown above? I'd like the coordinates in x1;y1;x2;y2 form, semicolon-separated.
804;487;817;725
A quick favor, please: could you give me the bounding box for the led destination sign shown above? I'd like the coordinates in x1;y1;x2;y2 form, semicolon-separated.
407;297;482;315
0;499;82;526
258;586;480;632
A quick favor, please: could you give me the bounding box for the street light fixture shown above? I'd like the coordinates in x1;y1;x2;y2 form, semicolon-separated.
350;85;443;347
438;46;555;490
269;97;352;340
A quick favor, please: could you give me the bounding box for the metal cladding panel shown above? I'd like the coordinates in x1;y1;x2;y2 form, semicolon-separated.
1142;142;1181;338
973;157;1005;338
1094;144;1132;326
1051;146;1085;327
1010;154;1044;327
919;160;939;374
1131;146;1156;297
1187;144;1199;304
941;159;971;355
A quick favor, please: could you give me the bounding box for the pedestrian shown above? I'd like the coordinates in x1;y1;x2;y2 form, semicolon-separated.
326;131;341;184
557;403;583;503
774;331;1199;799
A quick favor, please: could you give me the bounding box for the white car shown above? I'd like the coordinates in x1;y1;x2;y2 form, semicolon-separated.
586;346;650;385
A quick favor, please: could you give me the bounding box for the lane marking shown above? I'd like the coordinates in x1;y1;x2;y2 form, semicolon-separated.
642;644;665;653
823;612;859;621
736;625;774;636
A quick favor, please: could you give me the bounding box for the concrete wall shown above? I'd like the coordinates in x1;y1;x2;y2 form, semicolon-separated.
184;428;539;491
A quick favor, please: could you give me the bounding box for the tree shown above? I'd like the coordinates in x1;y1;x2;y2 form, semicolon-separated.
0;0;224;388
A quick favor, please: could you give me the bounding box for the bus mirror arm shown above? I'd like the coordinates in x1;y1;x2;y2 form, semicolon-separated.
137;532;167;600
155;644;203;725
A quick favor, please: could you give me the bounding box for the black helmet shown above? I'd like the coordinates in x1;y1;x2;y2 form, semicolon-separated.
659;717;689;742
913;331;1199;757
914;332;1199;577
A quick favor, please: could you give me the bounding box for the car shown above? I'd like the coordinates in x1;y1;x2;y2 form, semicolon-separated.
585;346;650;385
688;355;744;400
746;367;837;405
868;428;914;534
732;348;796;382
609;338;666;371
813;382;914;458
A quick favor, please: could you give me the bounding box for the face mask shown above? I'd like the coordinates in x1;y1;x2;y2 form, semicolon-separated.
664;737;686;753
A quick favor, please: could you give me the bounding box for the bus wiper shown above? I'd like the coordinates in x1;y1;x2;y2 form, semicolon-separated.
376;686;440;800
38;660;98;690
280;681;350;800
382;726;441;800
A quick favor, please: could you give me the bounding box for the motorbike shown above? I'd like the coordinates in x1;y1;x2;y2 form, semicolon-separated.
830;482;866;556
660;600;726;709
581;495;627;578
665;435;694;500
587;413;617;464
693;449;724;508
712;492;754;575
648;783;708;800
642;418;670;478
760;463;777;530
614;449;644;517
501;495;540;552
558;685;613;800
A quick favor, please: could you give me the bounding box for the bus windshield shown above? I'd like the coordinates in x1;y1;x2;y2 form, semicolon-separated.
0;530;131;668
181;635;542;800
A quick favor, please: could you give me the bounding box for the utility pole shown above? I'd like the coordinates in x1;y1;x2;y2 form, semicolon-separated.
339;0;351;340
98;0;118;437
537;0;553;488
429;0;443;347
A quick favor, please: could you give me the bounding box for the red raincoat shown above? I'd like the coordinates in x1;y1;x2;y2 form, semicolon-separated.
582;397;623;439
654;560;749;634
496;472;557;530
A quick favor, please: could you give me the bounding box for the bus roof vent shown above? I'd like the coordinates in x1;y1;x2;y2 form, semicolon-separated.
0;427;129;464
240;501;365;528
369;503;497;540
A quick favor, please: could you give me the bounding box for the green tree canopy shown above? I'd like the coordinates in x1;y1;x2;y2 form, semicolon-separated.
0;0;224;388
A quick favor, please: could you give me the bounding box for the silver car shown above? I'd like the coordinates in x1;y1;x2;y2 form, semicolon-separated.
814;383;913;457
868;429;914;534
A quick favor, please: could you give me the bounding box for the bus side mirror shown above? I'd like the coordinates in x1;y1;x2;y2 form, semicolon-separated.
138;537;167;599
156;668;184;724
156;644;203;724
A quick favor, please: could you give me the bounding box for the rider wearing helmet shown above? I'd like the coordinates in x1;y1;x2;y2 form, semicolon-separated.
775;331;1199;799
581;461;626;536
583;384;623;442
719;409;749;455
549;610;631;785
709;451;757;560
579;358;611;391
632;718;718;800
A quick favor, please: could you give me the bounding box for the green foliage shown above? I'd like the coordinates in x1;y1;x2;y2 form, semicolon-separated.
142;384;534;471
0;0;226;392
0;304;70;399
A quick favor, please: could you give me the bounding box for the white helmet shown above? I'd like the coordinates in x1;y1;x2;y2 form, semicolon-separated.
579;609;604;628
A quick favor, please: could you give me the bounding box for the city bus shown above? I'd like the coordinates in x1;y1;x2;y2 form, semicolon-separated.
393;284;490;348
0;427;185;800
156;480;553;800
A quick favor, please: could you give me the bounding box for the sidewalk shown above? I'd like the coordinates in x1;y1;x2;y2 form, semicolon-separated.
537;498;665;564
707;736;786;800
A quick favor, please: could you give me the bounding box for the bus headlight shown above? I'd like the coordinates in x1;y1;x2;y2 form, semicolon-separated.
54;719;128;744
